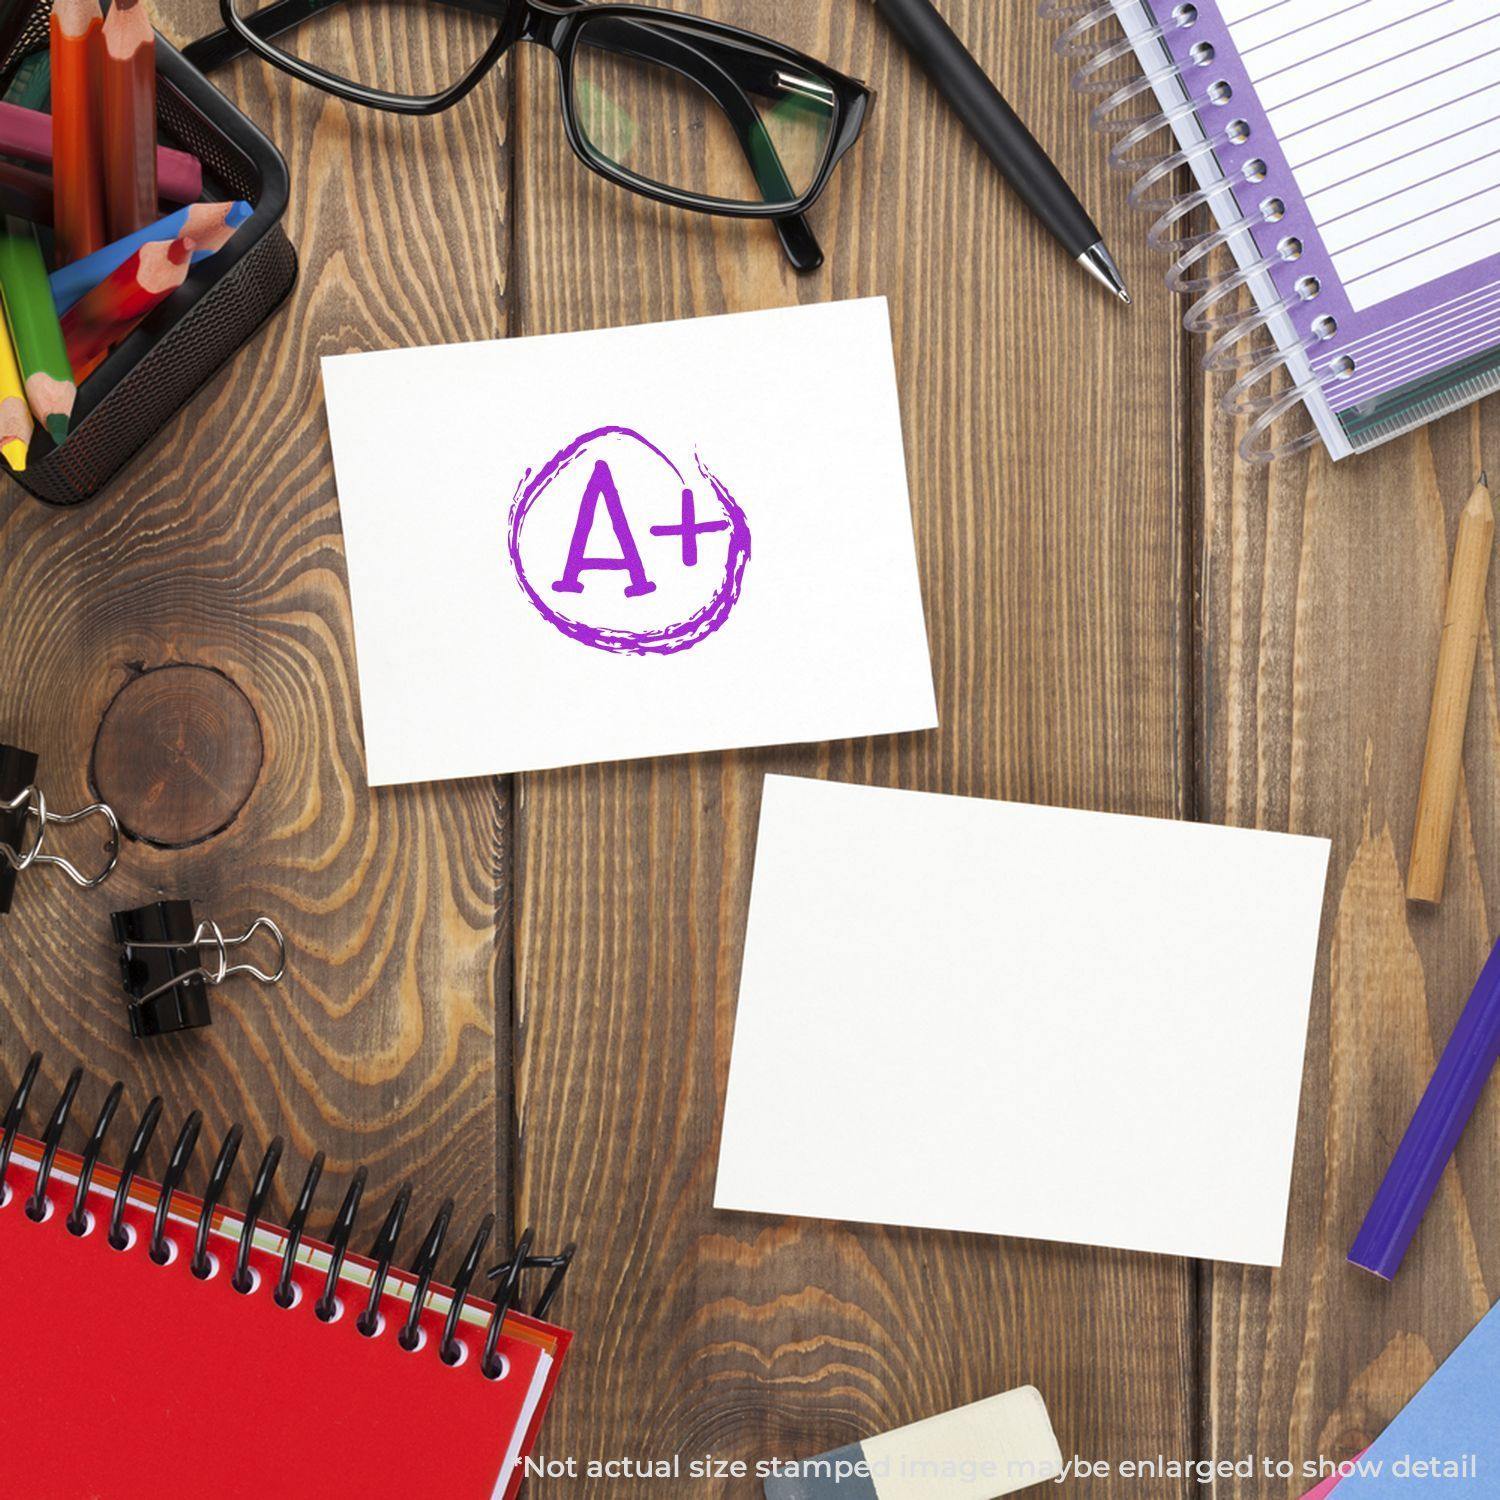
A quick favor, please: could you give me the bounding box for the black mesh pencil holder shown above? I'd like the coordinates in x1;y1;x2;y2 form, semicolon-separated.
0;22;296;507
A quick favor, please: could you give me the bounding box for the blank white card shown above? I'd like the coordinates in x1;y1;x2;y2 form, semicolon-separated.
715;776;1332;1266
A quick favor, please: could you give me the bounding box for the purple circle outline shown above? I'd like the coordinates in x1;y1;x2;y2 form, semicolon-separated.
508;425;751;656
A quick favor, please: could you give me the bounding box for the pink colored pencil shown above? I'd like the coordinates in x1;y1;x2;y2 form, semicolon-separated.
0;101;201;205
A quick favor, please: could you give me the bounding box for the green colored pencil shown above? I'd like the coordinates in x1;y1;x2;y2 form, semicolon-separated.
0;218;74;443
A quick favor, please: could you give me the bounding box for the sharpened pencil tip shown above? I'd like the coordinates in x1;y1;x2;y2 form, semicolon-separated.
3;439;26;471
45;415;68;447
1480;470;1488;488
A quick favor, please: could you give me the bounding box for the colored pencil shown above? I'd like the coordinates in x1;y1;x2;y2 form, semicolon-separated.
0;218;74;442
1407;472;1495;904
61;233;192;379
51;200;250;314
101;0;157;240
0;313;32;470
0;101;200;204
50;0;106;263
0;158;201;233
3;49;50;109
1349;935;1500;1279
0;158;57;224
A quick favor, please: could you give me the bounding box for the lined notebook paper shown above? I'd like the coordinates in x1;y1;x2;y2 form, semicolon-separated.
1233;0;1499;311
1060;0;1500;460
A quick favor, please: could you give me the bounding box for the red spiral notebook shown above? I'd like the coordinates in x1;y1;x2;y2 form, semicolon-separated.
0;1118;571;1499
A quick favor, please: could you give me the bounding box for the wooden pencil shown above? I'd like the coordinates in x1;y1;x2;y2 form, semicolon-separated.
0;158;58;225
51;200;249;314
50;0;106;263
1407;472;1495;904
0;158;203;233
101;0;157;240
0;218;74;443
0;312;33;470
61;233;192;379
0;101;201;204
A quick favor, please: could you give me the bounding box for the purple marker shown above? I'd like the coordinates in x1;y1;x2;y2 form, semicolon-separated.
1349;935;1500;1279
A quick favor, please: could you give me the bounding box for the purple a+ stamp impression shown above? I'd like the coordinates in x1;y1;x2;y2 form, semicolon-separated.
508;426;751;655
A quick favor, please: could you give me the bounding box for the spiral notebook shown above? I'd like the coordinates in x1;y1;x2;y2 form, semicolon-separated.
1053;0;1500;462
0;1059;573;1500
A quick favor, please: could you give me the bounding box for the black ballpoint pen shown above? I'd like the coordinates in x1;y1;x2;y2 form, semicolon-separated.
871;0;1131;303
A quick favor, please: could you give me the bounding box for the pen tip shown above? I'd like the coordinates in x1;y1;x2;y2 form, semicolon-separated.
1078;242;1130;304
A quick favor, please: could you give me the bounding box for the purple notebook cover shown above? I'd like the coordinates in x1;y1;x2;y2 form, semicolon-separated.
1140;0;1500;422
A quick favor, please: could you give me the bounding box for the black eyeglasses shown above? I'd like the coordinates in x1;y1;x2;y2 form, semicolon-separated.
182;1;873;271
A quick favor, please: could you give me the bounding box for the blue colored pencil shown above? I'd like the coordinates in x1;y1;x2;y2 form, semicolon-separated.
50;199;251;314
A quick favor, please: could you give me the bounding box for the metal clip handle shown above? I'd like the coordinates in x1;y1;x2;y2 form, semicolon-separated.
0;786;120;889
123;917;287;1005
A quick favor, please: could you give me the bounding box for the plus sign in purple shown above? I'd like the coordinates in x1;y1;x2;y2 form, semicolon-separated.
650;490;730;567
508;426;751;656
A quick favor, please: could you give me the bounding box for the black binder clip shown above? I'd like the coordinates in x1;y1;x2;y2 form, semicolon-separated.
111;899;287;1038
1;742;120;915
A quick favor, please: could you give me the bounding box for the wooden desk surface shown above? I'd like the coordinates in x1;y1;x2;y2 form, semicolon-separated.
1;2;1496;1494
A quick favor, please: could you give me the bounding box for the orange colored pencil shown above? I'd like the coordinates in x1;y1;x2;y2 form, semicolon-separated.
50;0;106;264
101;0;157;240
61;234;192;380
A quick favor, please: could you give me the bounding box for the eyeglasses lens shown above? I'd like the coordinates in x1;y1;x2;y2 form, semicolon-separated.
570;15;838;209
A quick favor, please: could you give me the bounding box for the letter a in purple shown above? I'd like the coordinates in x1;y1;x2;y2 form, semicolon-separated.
551;459;657;597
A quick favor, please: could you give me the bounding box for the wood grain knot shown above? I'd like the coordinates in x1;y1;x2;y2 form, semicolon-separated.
92;665;264;848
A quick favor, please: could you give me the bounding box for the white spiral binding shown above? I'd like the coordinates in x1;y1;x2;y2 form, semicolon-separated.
1042;0;1337;463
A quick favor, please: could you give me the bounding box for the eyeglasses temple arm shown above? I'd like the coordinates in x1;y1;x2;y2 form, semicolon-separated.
181;2;824;271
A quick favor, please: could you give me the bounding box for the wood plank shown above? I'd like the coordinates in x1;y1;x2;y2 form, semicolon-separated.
1200;361;1500;1483
510;3;1197;1490
0;9;512;1254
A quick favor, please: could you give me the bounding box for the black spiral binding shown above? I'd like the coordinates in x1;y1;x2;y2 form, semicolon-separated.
357;1183;409;1335
234;1135;283;1293
151;1111;203;1263
25;1066;81;1221
108;1095;162;1250
275;1150;324;1308
315;1165;366;1320
398;1195;452;1350
192;1125;244;1278
67;1080;122;1235
2;1054;576;1375
441;1213;494;1367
